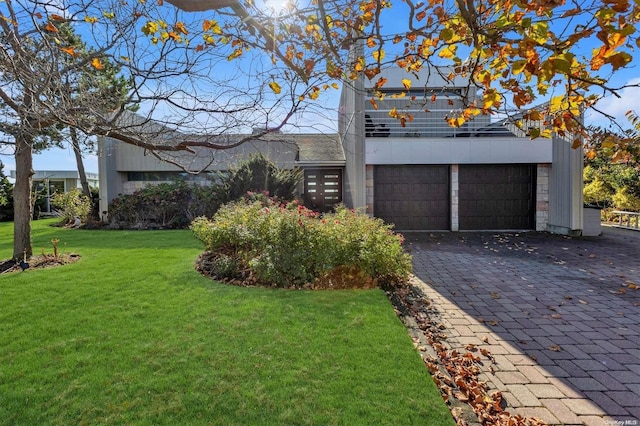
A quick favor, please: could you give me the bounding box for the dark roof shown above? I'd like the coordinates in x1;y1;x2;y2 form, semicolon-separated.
289;134;345;164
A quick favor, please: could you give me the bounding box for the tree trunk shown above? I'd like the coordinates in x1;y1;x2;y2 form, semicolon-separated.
70;127;91;197
13;133;34;260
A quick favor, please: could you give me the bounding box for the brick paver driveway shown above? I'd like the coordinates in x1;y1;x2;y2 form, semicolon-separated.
405;227;640;426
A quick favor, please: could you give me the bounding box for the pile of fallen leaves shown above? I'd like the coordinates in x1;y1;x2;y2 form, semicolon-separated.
385;279;546;426
0;253;80;274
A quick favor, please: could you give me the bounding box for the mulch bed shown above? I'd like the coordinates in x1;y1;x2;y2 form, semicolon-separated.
0;254;80;274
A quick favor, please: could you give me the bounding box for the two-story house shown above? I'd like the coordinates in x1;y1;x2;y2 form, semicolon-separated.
98;66;583;234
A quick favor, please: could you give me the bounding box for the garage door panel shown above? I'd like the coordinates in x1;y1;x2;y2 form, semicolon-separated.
459;165;535;230
374;165;449;231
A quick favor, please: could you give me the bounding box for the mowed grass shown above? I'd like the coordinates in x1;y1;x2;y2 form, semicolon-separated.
0;220;454;425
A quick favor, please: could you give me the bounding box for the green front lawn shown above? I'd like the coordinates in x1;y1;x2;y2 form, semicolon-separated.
0;220;454;425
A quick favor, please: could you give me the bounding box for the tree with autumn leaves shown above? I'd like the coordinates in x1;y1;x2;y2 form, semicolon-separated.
0;0;329;260
162;0;639;141
1;0;639;260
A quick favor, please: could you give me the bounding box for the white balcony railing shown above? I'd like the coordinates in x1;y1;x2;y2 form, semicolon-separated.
365;110;522;138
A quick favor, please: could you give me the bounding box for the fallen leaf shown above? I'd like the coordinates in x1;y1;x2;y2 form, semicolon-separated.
491;292;501;299
627;282;639;290
482;336;489;344
579;299;588;304
548;345;561;352
551;314;562;319
488;320;499;326
453;392;469;402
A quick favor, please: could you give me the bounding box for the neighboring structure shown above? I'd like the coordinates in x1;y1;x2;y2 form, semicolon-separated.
98;66;584;234
339;66;584;234
10;169;99;214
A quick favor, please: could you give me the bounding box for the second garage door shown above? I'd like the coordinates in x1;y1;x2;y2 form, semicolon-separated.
374;165;449;230
459;165;535;230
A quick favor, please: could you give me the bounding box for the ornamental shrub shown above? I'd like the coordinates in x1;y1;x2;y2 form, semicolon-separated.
108;181;224;229
191;195;412;288
219;154;303;204
51;188;92;225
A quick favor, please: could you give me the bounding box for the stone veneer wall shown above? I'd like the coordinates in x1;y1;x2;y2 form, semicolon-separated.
450;165;459;231
365;165;374;215
536;164;550;231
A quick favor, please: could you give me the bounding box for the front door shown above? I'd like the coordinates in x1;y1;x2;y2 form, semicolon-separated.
304;169;343;212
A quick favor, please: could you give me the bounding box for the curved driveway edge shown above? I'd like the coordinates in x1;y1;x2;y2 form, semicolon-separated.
405;228;640;426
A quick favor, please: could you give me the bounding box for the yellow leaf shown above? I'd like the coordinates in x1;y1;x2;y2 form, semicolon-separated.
482;90;502;109
401;79;411;89
549;95;564;113
511;60;527;75
269;81;281;94
438;45;456;59
602;136;617;148
372;49;385;62
102;11;114;19
446;116;466;127
91;58;104;70
331;82;339;90
227;48;243;60
142;21;159;36
203;34;215;44
84;16;98;24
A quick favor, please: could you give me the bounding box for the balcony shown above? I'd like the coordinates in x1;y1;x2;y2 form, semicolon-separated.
365;110;520;139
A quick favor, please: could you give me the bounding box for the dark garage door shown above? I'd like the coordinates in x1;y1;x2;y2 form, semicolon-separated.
374;165;449;230
459;165;535;230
